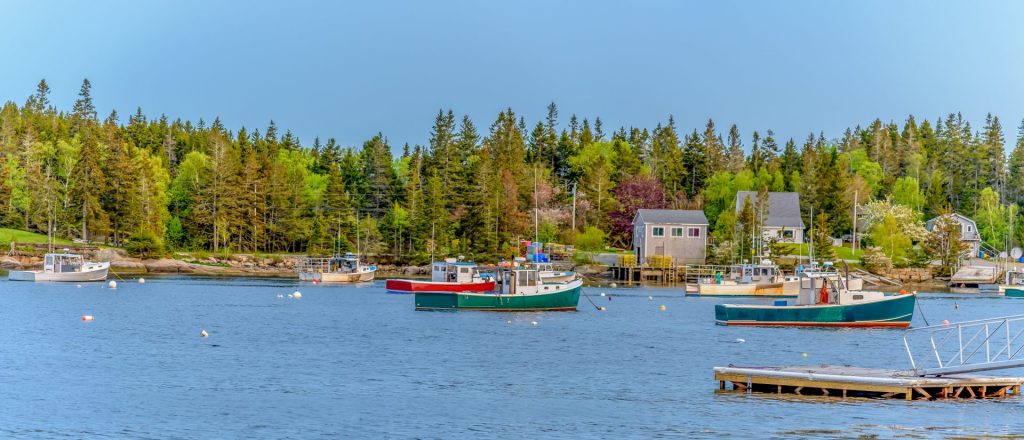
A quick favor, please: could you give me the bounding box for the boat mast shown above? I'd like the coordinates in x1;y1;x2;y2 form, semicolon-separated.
809;204;815;266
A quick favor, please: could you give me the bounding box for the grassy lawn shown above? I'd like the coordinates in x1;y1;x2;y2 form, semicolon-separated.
789;243;863;261
0;228;73;246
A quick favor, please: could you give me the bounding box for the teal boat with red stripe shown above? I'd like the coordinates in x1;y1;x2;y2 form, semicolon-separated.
715;267;915;328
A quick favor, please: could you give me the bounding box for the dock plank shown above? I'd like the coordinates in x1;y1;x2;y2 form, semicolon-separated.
714;365;1024;400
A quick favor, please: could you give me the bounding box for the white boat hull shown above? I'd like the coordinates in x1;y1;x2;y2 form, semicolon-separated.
299;268;376;283
8;262;110;282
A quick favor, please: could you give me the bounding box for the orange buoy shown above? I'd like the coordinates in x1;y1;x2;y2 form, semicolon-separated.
899;289;908;295
81;315;94;321
942;319;950;326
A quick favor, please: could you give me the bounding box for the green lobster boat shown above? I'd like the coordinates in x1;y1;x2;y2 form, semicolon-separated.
415;268;582;311
1006;288;1024;298
715;267;916;328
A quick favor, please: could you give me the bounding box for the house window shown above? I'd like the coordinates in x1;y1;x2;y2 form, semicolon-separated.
652;227;665;237
671;227;684;237
687;227;701;238
782;230;794;239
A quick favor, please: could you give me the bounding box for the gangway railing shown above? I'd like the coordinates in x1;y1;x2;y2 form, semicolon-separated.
903;315;1024;376
851;268;902;287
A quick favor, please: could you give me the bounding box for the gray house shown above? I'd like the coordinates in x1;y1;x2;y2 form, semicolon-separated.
632;209;708;264
735;191;805;243
925;213;982;257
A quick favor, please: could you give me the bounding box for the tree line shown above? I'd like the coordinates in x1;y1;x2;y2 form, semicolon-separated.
1;78;1023;265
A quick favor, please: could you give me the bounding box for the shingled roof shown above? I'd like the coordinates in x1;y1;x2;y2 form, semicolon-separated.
734;191;805;228
633;209;708;225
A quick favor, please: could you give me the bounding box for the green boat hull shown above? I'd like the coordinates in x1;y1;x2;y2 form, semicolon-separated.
715;294;916;328
415;285;581;311
1007;288;1024;298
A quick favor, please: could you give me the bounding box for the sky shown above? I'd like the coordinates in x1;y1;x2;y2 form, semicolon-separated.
2;0;1023;151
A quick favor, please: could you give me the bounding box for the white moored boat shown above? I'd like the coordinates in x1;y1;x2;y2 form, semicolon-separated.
686;261;799;298
8;252;110;282
296;253;376;283
524;261;577;283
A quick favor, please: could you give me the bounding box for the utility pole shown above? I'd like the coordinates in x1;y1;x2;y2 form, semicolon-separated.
571;183;577;232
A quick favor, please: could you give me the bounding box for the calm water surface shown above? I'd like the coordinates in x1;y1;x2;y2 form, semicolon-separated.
0;276;1022;439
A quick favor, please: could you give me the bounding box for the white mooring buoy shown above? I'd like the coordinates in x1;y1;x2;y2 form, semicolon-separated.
138;278;146;284
200;329;209;338
292;291;302;299
108;280;117;289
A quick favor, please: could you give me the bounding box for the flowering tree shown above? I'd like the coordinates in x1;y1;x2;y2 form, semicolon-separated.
607;175;666;247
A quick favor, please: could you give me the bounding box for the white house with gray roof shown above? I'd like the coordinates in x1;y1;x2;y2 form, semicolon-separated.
632;209;708;264
735;191;805;243
925;212;982;257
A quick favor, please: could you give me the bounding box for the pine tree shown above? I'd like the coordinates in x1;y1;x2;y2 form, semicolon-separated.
74;132;108;242
71;79;97;135
726;124;744;172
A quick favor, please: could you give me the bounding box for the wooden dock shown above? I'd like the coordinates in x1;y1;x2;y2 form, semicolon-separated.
950;265;1002;287
715;365;1024;400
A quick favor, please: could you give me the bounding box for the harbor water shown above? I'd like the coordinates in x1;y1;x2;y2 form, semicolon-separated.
0;276;1022;438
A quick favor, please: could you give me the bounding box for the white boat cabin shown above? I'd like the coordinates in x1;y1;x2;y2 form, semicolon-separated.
431;260;481;283
45;252;87;273
796;267;885;306
496;268;540;295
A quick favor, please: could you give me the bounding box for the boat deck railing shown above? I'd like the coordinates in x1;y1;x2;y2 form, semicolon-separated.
903;315;1024;376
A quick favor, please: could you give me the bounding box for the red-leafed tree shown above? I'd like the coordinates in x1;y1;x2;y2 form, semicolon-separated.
608;174;666;247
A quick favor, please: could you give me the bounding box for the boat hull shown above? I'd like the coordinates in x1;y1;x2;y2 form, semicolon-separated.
690;281;799;298
386;279;495;294
1006;288;1024;298
714;293;916;328
8;265;109;282
415;284;581;311
299;269;376;283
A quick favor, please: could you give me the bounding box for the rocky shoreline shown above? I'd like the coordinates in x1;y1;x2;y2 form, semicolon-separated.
0;249;612;280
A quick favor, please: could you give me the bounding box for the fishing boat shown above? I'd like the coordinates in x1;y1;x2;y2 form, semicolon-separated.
524;261;577;283
8;251;109;282
715;265;916;328
998;269;1024;297
414;267;582;311
386;259;495;293
686;261;799;298
296;253;376;283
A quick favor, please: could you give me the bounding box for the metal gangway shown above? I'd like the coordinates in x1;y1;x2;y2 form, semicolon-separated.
903;315;1024;376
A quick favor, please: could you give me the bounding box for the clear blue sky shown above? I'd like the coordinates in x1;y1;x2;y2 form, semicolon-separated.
2;0;1023;150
